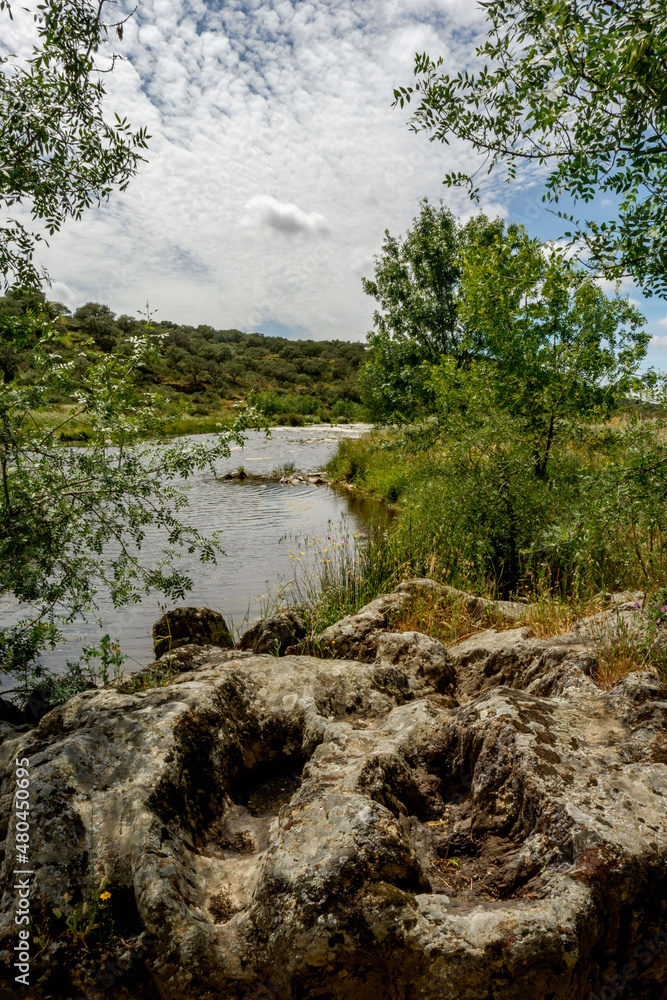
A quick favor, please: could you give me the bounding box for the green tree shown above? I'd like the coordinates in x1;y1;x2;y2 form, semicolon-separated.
393;0;667;295
74;302;120;352
0;311;256;697
455;224;649;476
0;0;149;288
359;199;502;420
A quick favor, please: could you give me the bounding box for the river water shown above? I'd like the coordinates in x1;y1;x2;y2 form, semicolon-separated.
1;423;381;677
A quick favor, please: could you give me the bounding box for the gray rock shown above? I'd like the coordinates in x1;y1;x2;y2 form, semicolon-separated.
304;591;411;658
603;589;644;607
355;628;456;696
610;668;666;703
395;577;534;622
153;605;233;659
447;626;597;701
236;609;307;655
1;646;665;999
2;584;666;999
278;473;328;486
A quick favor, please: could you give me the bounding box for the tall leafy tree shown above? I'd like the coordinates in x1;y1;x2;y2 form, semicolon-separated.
0;0;149;288
455;224;649;476
0;1;261;700
393;0;667;296
360;199;502;419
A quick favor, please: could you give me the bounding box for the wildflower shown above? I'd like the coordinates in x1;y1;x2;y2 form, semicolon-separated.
661;605;667;613
100;891;111;902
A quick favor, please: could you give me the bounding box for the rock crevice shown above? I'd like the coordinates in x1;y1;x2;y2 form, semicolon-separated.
0;582;665;999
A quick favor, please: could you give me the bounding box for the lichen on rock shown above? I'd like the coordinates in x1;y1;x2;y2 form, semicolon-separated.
0;583;665;999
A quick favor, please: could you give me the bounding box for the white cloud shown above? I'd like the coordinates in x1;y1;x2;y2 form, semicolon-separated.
650;336;667;348
48;282;83;312
595;274;637;294
0;0;520;337
242;195;331;237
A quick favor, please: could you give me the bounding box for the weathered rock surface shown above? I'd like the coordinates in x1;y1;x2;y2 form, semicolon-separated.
0;587;666;999
396;577;534;622
152;605;233;659
291;591;412;658
236;609;307;655
280;472;328;486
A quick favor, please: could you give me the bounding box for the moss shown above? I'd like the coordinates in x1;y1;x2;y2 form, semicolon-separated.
361;881;418;910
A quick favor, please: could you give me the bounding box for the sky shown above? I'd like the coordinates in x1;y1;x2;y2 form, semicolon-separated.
4;0;667;366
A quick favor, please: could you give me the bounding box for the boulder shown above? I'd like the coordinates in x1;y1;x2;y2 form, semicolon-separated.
236;609;307;655
354;628;456;697
446;626;596;701
279;473;328;486
298;591;411;658
395;578;534;622
152;606;233;659
2;587;666;1000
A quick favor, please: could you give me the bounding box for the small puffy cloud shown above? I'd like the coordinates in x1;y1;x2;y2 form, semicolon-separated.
658;316;667;329
243;196;331;237
650;335;667;348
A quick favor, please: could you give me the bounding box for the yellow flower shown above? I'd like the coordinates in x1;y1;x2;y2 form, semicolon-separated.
99;891;111;902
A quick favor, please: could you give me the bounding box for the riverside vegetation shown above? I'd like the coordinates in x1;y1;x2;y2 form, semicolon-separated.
0;289;367;440
282;200;667;692
4;201;667;712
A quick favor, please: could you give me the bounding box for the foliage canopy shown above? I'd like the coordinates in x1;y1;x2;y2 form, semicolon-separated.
0;0;149;288
0;303;257;696
393;0;667;296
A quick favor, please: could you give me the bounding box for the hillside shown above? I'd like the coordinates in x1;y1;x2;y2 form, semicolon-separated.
0;291;368;430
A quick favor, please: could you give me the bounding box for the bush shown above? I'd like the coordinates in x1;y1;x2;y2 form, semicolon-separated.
325;413;667;601
277;412;306;426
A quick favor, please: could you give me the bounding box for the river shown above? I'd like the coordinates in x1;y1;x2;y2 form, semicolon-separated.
0;423;381;678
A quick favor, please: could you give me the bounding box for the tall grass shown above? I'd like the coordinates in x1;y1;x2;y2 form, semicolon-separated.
323;418;667;602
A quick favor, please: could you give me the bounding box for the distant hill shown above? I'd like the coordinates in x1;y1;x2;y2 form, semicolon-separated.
0;292;369;425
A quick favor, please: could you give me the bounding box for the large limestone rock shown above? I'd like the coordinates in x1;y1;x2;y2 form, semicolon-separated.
152;605;233;659
1;608;666;999
294;591;411;658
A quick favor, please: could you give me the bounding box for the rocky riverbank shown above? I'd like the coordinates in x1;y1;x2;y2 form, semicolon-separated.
0;581;665;999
